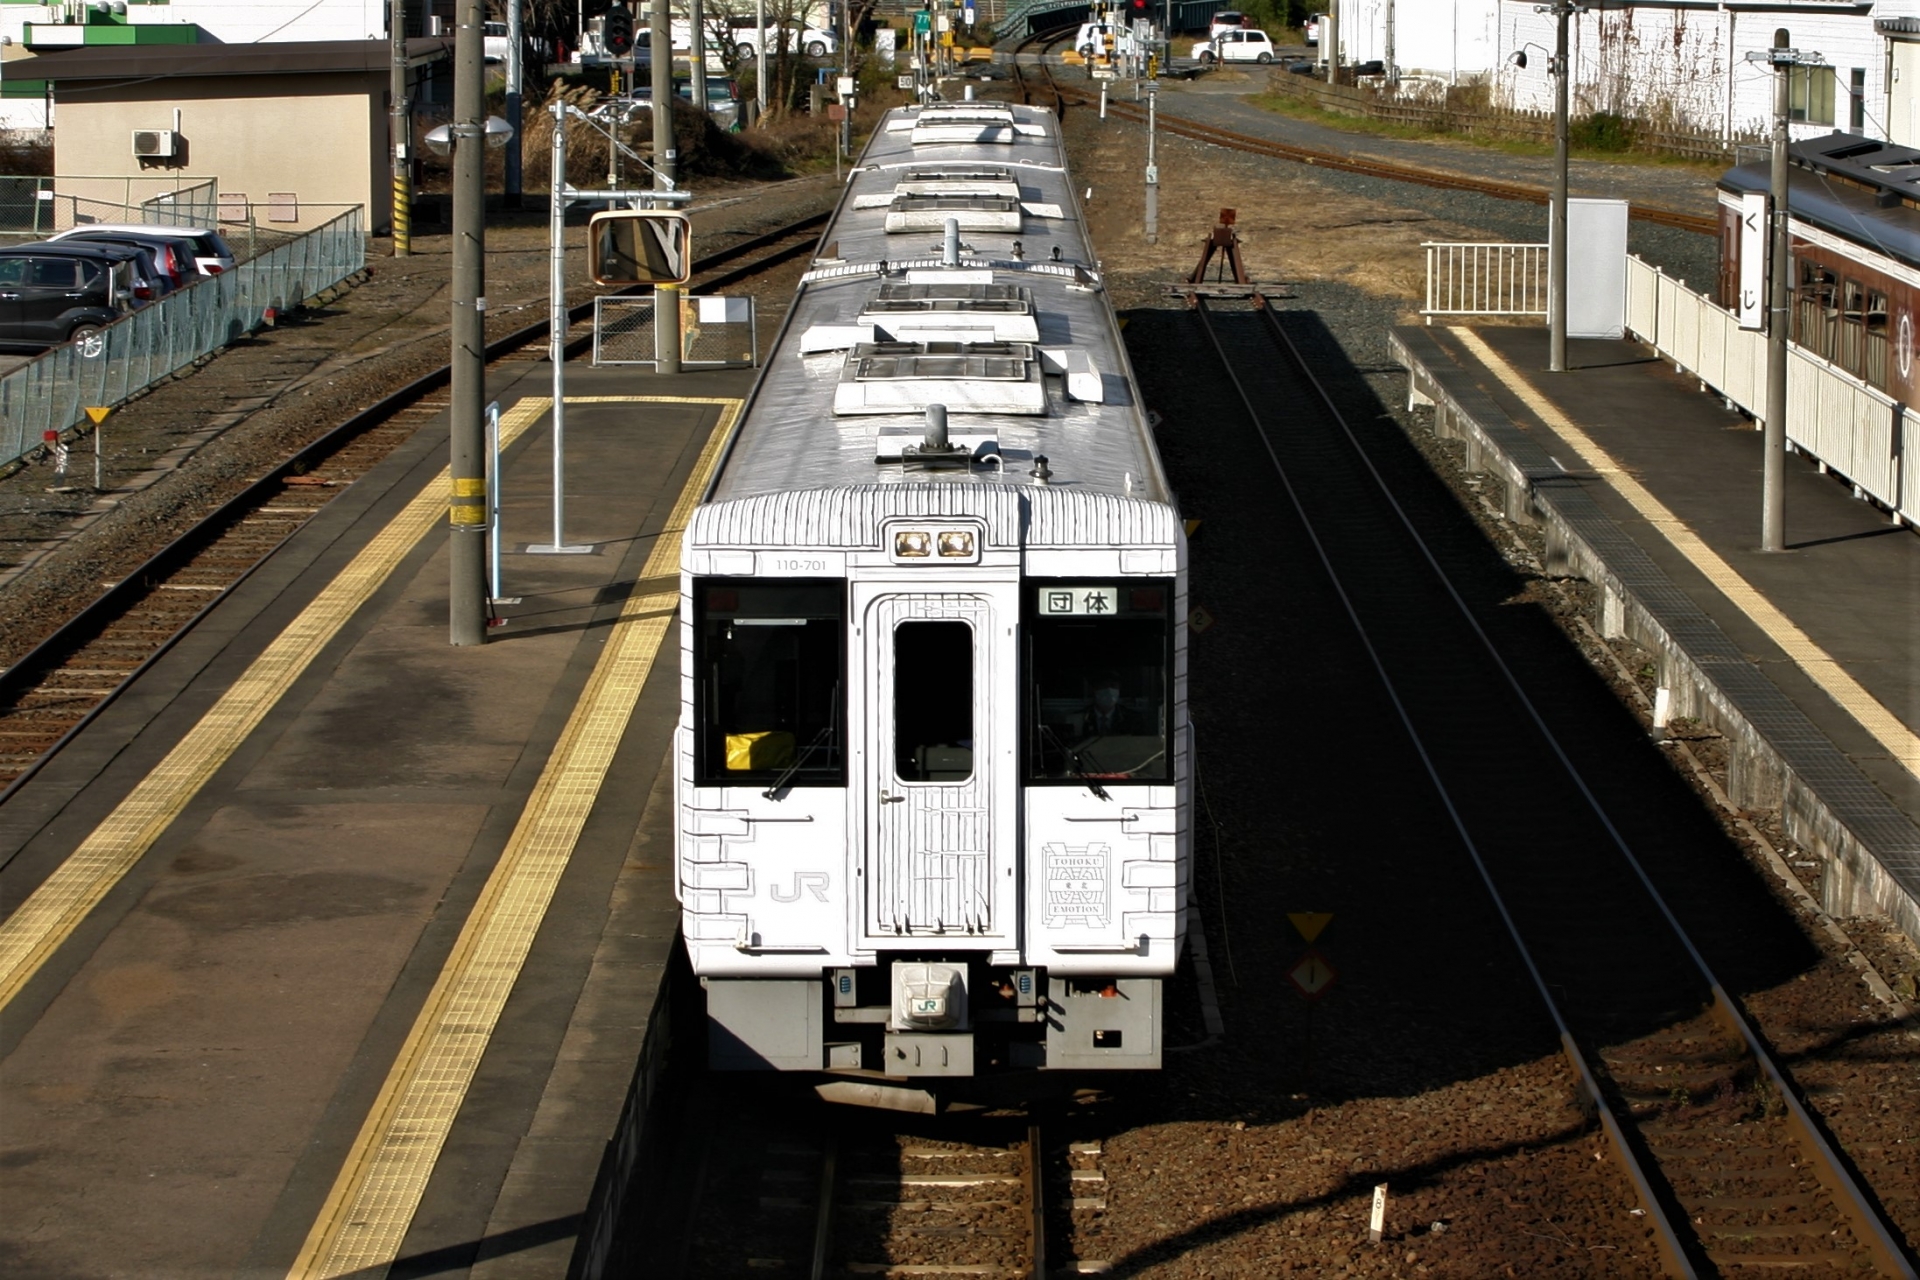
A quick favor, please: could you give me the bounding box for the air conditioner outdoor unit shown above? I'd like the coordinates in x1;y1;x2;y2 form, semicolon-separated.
131;129;177;159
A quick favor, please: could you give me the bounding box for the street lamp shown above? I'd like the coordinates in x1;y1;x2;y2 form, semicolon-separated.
424;115;516;154
1526;1;1583;373
1744;30;1825;552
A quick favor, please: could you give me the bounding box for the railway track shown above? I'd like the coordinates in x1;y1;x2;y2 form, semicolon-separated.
1013;43;1713;236
0;212;826;796
1192;293;1916;1276
677;1090;1081;1279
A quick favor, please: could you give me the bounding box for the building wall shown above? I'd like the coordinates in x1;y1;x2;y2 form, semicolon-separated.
53;72;383;230
1495;1;1889;143
1332;0;1500;83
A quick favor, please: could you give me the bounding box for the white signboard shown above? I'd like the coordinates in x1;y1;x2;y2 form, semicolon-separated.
1038;585;1117;616
1739;190;1767;330
1552;197;1629;340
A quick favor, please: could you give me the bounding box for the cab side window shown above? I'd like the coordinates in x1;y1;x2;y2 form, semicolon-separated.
0;259;27;287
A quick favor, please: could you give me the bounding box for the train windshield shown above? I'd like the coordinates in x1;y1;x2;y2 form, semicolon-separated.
1026;580;1173;783
695;580;845;786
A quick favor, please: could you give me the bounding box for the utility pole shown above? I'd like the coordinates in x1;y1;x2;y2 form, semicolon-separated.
449;0;488;644
390;0;411;254
505;0;524;208
1144;77;1157;244
1384;0;1396;87
1543;0;1576;373
650;0;681;374
1764;27;1793;552
755;0;767;118
690;0;708;126
1324;5;1336;83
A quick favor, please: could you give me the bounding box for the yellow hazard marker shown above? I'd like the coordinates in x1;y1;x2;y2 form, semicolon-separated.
1184;518;1201;537
286;395;741;1280
1288;911;1332;943
84;406;111;425
0;399;551;1012
1455;327;1920;779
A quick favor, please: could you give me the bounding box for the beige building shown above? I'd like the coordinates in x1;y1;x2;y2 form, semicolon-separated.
17;39;449;233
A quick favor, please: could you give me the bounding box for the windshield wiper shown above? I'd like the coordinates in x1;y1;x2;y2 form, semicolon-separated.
763;685;841;800
1038;722;1111;800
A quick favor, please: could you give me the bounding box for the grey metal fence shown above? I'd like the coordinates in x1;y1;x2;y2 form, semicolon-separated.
0;176;220;243
0;204;364;468
593;294;759;368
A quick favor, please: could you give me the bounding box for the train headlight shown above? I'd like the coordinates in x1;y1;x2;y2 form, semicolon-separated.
937;530;974;558
895;530;932;558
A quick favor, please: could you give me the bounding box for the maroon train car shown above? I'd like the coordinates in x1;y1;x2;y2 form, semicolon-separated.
1717;131;1920;406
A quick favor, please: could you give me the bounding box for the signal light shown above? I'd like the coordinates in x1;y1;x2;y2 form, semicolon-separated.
605;4;635;56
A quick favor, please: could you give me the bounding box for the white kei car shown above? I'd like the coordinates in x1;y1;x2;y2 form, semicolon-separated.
1192;28;1276;64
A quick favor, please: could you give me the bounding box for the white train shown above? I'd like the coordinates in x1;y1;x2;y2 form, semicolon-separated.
675;99;1190;1094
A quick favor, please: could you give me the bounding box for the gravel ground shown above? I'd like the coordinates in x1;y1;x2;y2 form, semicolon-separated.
0;174;838;672
1057;91;1920;1276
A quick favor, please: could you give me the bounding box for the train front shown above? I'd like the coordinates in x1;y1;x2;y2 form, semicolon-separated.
676;482;1189;1094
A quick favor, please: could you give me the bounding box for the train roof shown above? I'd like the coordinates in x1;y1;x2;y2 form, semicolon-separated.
1719;131;1920;272
703;100;1170;512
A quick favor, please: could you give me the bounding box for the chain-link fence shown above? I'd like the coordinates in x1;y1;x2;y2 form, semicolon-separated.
593;294;758;368
0;176;220;245
0;204;365;469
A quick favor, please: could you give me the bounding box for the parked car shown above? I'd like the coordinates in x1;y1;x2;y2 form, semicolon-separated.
481;21;548;63
49;229;195;290
20;240;167;304
728;22;835;59
1209;10;1254;39
0;244;132;352
49;223;237;275
1303;12;1322;46
1192;29;1275;64
631;77;741;129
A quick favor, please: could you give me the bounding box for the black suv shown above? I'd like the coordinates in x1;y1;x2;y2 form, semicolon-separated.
0;244;133;352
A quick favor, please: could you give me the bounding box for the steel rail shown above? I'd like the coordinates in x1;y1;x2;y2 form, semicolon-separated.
1195;292;1914;1275
1025;1121;1048;1280
1248;295;1914;1280
0;211;828;804
808;1134;839;1280
1052;84;1716;236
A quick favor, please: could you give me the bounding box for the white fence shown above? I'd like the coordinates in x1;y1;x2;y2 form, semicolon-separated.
1423;242;1549;321
1624;257;1917;525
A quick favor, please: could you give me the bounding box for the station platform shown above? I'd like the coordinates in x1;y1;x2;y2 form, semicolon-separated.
0;358;752;1278
1392;324;1920;946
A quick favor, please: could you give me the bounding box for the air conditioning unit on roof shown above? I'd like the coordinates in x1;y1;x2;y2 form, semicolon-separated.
132;129;177;159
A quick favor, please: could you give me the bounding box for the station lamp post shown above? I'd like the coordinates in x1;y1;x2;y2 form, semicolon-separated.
1535;1;1583;374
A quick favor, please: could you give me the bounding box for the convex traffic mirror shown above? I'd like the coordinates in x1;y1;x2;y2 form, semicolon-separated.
588;210;692;285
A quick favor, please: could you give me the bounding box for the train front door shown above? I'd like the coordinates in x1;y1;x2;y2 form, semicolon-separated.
856;586;1016;944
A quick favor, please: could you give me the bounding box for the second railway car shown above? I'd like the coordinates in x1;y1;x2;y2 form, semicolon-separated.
1718;131;1920;406
675;100;1190;1095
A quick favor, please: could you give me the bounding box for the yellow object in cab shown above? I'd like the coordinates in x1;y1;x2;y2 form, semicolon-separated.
726;731;796;771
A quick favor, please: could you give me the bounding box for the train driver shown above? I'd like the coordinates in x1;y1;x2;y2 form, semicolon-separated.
1079;670;1143;738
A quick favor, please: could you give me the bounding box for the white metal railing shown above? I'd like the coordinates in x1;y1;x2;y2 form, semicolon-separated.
1624;256;1913;525
1423;241;1549;321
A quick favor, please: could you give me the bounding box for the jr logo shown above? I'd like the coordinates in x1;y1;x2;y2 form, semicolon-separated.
769;872;832;903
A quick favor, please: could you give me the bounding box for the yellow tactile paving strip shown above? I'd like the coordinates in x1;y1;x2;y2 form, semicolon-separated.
1455;327;1920;778
286;395;740;1280
0;398;553;1012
